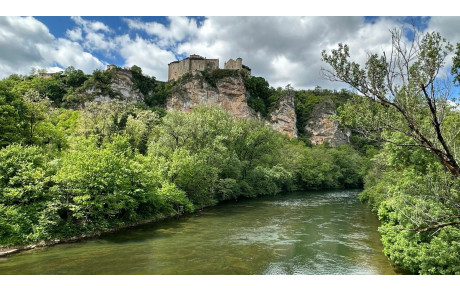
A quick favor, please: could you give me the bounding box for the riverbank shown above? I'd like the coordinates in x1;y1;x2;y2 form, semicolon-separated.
0;190;348;258
0;212;182;258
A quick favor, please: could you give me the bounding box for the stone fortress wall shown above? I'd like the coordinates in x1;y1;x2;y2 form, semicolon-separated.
168;54;251;81
223;57;251;75
168;54;219;81
224;58;243;70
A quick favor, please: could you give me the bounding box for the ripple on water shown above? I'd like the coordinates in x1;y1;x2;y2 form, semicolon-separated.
225;224;301;246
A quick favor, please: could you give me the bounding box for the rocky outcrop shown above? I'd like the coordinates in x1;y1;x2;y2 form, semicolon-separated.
267;91;297;138
110;69;144;103
305;98;350;146
85;68;347;141
88;68;144;104
167;75;257;119
167;75;299;137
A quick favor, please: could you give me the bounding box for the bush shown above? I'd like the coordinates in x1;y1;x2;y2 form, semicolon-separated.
0;144;52;245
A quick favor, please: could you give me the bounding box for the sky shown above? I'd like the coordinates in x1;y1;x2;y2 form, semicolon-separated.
1;3;460;91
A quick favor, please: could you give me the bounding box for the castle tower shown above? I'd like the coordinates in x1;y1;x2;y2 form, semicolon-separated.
224;57;251;76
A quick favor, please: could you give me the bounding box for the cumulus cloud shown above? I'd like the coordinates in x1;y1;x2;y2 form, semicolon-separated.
426;16;460;44
68;16;116;54
66;27;83;41
42;38;106;72
115;34;176;80
0;16;105;78
0;16;53;76
71;16;111;33
174;16;403;89
124;16;199;48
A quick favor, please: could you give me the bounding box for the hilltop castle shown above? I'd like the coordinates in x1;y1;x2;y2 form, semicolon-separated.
168;54;251;81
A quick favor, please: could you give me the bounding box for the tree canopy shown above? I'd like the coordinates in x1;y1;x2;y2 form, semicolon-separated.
322;27;460;179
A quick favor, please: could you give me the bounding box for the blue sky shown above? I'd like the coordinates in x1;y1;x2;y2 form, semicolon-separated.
1;15;460;91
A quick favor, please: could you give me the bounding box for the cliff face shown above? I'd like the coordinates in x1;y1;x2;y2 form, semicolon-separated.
267;91;297;138
110;69;144;103
305;98;350;147
166;75;256;119
167;75;298;137
88;69;144;104
85;69;346;143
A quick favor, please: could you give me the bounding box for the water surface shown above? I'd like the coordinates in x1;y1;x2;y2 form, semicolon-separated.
0;189;398;274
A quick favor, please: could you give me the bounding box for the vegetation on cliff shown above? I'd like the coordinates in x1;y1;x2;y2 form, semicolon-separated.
294;88;350;143
0;65;170;111
242;75;288;118
199;68;241;88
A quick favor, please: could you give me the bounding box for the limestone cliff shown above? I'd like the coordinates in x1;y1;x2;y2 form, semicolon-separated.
84;68;346;142
167;74;256;119
267;91;297;138
305;98;350;147
167;74;298;137
87;68;144;104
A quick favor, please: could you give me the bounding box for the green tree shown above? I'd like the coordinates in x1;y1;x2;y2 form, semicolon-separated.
130;65;157;98
145;82;171;107
322;28;460;178
452;43;460;85
0;144;51;245
64;66;88;88
362;133;460;274
0;80;26;147
244;76;274;116
23;90;52;145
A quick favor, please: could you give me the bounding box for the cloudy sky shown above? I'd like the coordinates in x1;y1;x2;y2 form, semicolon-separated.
1;13;460;90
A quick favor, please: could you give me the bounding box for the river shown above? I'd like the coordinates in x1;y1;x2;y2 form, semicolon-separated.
0;189;399;274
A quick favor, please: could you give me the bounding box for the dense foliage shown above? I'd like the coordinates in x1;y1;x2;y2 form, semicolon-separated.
200;69;240;88
0;65;170;112
0;62;375;270
323;27;460;274
243;75;284;117
360;133;460;274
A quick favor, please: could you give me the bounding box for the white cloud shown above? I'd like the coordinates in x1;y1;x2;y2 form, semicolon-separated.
68;16;115;54
3;16;460;91
124;16;199;48
173;16;403;89
0;16;105;78
426;17;460;44
71;16;111;33
0;16;52;74
84;31;116;52
116;34;176;80
425;17;460;70
66;27;83;41
43;38;106;72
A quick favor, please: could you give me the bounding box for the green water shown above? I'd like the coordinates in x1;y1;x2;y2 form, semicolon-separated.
0;189;399;274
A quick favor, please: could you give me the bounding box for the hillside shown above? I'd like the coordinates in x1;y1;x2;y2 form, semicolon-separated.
1;65;353;145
